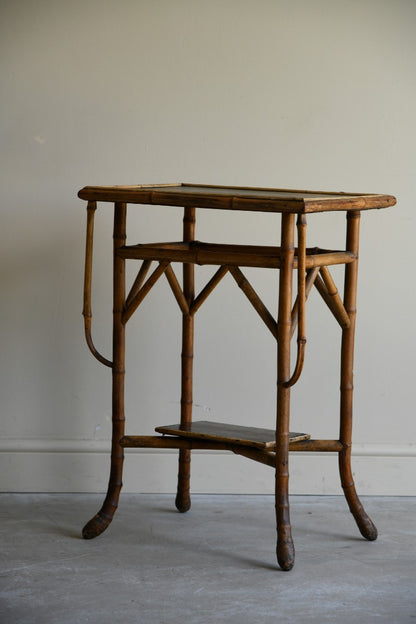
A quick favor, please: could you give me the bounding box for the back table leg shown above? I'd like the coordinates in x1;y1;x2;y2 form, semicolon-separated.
339;211;377;540
175;206;196;513
83;202;127;539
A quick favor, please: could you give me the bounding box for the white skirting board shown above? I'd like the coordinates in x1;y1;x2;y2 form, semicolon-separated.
0;439;415;495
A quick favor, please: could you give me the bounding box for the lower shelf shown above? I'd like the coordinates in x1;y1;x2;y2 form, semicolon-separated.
154;420;310;450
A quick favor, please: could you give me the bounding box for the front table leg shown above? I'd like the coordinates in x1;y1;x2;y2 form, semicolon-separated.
275;212;296;570
339;211;377;540
83;202;127;539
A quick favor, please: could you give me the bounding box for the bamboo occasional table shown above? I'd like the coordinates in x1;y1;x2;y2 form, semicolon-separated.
78;183;396;571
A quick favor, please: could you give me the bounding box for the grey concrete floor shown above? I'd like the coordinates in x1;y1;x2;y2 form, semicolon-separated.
0;494;415;624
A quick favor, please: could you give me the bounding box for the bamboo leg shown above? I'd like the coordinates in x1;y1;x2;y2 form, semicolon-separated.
339;211;377;541
83;202;127;539
275;212;296;571
175;206;196;512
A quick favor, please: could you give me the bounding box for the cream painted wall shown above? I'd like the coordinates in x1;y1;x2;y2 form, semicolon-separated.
1;0;415;494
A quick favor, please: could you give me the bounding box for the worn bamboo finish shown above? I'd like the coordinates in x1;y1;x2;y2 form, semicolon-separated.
155;421;310;449
78;183;396;214
120;435;343;472
122;261;169;324
82;201;113;368
120;434;342;454
284;215;307;388
125;260;152;309
319;266;350;327
314;267;351;329
290;267;320;337
339;211;378;540
79;183;395;571
164;264;190;315
275;212;296;571
175;207;196;513
83;202;127;539
118;241;355;270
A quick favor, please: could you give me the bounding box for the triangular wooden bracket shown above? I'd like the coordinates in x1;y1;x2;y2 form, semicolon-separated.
125;260;152;309
122;261;169;324
163;264;230;316
190;266;229;315
164;264;189;314
228;266;278;339
314;266;351;329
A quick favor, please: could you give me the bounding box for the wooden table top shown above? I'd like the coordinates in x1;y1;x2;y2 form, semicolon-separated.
78;183;396;214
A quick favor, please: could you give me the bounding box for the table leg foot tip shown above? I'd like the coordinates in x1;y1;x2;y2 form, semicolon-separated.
82;513;112;539
357;518;378;541
175;494;191;513
276;540;295;571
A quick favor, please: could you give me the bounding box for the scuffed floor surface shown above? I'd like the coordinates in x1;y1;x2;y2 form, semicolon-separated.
0;494;415;623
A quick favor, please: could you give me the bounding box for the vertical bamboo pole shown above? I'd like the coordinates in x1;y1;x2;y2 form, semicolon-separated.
175;206;196;512
83;201;97;343
83;202;127;539
275;212;296;570
82;201;113;367
339;210;377;540
284;215;307;388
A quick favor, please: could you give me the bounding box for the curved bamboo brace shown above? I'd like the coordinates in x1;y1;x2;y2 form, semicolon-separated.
82;201;113;368
283;215;307;388
290;266;320;337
